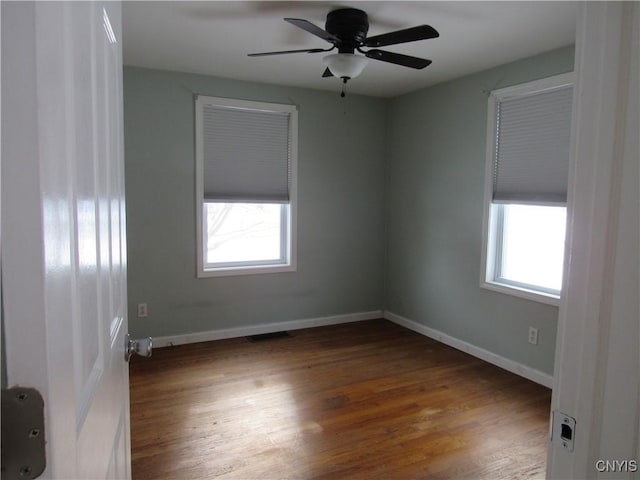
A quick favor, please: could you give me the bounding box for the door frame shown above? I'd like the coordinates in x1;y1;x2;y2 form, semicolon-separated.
547;2;639;477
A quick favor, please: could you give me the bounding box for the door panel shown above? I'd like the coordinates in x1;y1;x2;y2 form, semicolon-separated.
1;2;130;478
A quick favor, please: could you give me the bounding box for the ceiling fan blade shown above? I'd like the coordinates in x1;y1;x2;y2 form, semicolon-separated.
248;48;330;57
322;67;333;78
284;18;339;43
364;25;439;47
364;49;432;69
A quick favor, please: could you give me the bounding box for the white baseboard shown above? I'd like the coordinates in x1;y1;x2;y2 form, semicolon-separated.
383;310;553;388
152;308;552;388
152;310;384;348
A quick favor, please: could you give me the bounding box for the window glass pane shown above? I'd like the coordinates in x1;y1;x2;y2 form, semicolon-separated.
204;203;284;265
500;204;566;292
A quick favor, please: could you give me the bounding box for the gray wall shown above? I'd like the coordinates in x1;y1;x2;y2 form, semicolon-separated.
124;67;387;338
385;46;574;375
124;46;573;375
1;306;6;388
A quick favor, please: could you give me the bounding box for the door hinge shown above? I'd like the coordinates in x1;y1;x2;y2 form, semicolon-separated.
1;387;46;479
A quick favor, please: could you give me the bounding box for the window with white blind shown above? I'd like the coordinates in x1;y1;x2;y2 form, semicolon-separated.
195;96;297;277
481;73;573;304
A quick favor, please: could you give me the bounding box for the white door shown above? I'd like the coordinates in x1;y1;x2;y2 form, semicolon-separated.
2;1;131;478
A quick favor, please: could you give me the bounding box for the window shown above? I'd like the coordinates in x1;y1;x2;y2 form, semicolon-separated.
195;96;297;277
481;73;573;304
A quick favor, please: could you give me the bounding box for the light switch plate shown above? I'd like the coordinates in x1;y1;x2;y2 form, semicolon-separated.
137;303;148;318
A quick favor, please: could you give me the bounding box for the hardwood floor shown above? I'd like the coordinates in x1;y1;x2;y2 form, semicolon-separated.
130;319;551;479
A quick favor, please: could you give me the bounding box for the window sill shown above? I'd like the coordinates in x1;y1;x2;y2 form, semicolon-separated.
481;280;560;307
197;263;296;278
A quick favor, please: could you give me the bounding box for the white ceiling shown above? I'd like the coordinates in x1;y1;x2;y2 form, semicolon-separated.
122;1;578;98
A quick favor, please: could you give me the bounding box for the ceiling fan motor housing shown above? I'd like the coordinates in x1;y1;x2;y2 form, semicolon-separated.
325;8;369;53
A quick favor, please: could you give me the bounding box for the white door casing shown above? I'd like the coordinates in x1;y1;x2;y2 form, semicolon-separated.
547;2;639;478
1;2;131;478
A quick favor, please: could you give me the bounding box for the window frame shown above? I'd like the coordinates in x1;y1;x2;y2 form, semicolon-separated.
480;73;573;305
484;203;565;304
195;96;298;278
201;201;290;270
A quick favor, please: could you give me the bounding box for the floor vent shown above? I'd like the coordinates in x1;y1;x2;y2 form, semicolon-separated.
247;331;291;342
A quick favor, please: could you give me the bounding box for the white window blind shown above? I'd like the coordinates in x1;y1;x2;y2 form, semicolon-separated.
199;99;292;203
493;84;573;205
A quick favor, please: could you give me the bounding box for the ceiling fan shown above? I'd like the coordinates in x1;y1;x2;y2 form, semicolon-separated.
248;8;439;95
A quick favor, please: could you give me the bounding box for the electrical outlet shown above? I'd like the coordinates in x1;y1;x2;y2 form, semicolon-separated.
528;327;539;345
137;303;148;318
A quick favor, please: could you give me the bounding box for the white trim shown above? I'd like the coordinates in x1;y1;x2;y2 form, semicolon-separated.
195;97;206;277
199;203;295;278
383;311;553;388
195;95;297;115
481;203;563;306
491;71;574;101
480;73;573;304
481;280;560;307
197;263;297;278
194;96;298;278
152;310;384;347
547;3;639;478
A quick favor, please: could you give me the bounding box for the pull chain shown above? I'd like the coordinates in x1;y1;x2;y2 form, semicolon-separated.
341;77;348;98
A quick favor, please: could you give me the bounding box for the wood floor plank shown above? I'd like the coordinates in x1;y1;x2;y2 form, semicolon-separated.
130;319;551;479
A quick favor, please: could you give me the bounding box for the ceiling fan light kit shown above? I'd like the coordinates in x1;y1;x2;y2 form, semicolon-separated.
323;53;368;80
248;8;439;97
